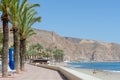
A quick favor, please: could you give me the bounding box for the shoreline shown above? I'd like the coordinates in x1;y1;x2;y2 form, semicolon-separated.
70;67;120;80
63;61;120;80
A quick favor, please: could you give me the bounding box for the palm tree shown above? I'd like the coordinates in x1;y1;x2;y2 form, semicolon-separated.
18;3;41;71
35;43;43;51
8;0;19;73
0;32;3;57
0;32;3;45
0;0;11;77
41;49;50;59
53;49;64;62
30;43;43;59
8;0;27;73
46;48;52;58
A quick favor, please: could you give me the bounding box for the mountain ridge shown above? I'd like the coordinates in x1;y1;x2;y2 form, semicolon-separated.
28;28;120;61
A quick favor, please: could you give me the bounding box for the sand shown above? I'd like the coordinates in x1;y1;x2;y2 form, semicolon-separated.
71;68;120;80
51;62;120;80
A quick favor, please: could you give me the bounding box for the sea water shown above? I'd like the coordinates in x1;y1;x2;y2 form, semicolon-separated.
67;62;120;72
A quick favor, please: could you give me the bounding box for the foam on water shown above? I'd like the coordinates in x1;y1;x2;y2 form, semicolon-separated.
68;62;120;72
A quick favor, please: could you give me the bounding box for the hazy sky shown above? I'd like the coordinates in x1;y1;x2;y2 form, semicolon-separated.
29;0;120;44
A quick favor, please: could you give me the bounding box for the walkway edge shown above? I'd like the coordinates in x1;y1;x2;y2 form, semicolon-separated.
34;64;102;80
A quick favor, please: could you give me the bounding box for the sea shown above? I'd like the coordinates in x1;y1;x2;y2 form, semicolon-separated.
67;62;120;72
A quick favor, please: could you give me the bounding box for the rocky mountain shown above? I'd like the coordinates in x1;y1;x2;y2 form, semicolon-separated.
28;28;120;61
64;37;120;61
1;26;120;61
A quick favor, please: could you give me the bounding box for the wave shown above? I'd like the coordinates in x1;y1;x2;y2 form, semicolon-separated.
103;70;120;73
67;62;120;72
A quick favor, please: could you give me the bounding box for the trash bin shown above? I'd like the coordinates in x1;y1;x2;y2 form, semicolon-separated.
9;48;14;70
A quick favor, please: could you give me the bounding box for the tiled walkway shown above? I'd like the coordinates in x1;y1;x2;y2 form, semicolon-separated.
0;64;65;80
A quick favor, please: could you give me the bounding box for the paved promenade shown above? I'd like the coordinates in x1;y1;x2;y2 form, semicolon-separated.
0;64;65;80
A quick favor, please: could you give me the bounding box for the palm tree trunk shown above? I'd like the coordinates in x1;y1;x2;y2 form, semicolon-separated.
1;13;9;77
20;39;26;71
13;27;19;73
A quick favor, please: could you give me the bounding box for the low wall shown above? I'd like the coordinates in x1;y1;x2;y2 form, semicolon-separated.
35;64;82;80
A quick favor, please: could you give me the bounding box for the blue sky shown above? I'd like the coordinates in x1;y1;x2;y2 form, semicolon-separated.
29;0;120;44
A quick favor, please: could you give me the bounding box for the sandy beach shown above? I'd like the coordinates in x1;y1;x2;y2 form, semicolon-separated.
71;68;120;80
51;62;120;80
